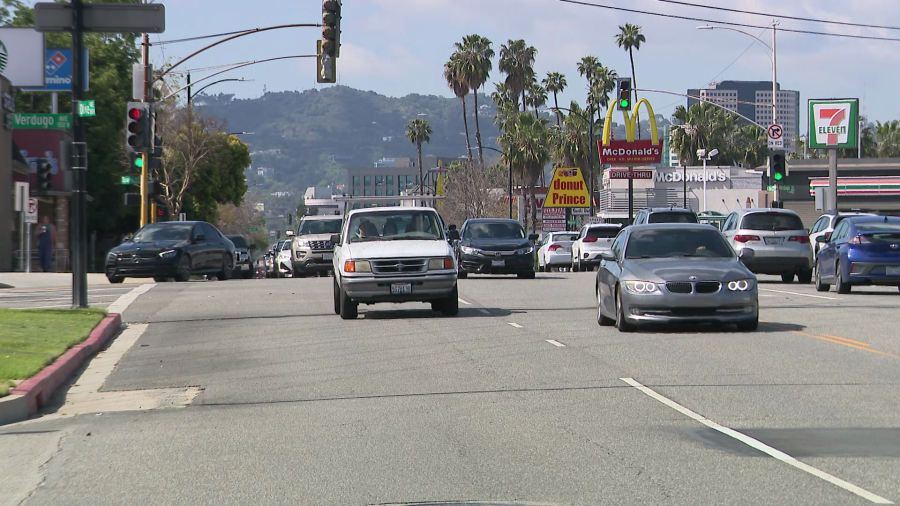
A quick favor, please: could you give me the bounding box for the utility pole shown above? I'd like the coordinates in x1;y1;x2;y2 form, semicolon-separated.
771;21;779;205
71;0;88;307
141;2;151;228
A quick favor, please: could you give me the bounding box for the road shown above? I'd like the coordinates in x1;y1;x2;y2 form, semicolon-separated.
2;273;900;505
0;284;143;310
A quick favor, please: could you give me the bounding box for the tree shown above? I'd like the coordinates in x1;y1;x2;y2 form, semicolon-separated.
453;35;495;168
443;55;474;168
542;72;567;126
875;120;900;158
500;112;550;232
189;133;251;222
441;161;508;224
526;79;548;120
499;39;537;113
615;23;646;138
405;118;432;194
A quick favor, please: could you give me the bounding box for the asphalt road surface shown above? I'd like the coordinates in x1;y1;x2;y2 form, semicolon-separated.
2;273;900;505
0;284;143;310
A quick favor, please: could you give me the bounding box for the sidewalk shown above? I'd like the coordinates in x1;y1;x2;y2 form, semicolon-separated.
0;272;151;290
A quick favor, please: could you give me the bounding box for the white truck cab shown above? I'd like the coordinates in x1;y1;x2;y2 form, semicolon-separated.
331;206;459;319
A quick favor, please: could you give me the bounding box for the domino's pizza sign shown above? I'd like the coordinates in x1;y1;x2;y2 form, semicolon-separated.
21;48;89;92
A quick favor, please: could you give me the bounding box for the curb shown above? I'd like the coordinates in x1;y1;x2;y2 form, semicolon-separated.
0;313;122;425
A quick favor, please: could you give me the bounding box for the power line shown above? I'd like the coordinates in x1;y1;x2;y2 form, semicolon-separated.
654;0;900;32
558;0;900;42
153;29;255;46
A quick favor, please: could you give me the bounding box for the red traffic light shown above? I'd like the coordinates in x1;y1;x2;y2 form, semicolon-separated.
128;108;142;120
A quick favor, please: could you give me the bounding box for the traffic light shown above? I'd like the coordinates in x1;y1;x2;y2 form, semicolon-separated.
36;159;53;192
125;102;151;153
128;152;143;174
318;0;341;83
769;149;787;182
616;77;633;111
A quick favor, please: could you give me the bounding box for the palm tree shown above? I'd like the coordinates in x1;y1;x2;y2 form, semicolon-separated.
499;39;537;113
875;120;900;158
405;118;432;195
551;100;591;172
444;55;473;169
454;34;495;168
615;23;646;137
526;79;547;120
500;112;550;232
542;72;567;126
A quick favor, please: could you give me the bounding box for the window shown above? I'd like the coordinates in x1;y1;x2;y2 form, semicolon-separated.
376;189;384;196
203;223;221;239
386;188;395;196
364;188;372;196
352;175;361;186
364;175;372;186
464;222;525;239
353;189;361;196
740;212;804;231
375;175;385;185
611;232;626;258
722;214;736;232
811;217;827;233
348;210;443;242
386;175;394;186
586;227;620;239
831;220;850;242
625;228;734;259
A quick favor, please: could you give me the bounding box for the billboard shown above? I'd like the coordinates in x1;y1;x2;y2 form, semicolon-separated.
600;141;662;165
808;99;859;149
21;48;90;92
0;28;45;87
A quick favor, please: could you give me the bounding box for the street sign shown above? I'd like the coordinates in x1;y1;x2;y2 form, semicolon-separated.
767;124;784;149
11;113;72;129
599;140;662;165
544;167;591;208
0;28;46;87
78;100;96;117
21;48;90;92
808;99;859;149
25;198;38;224
767;185;795;192
542;207;565;220
120;175;138;185
571;208;590;216
608;169;654;179
34;3;166;33
14;182;29;212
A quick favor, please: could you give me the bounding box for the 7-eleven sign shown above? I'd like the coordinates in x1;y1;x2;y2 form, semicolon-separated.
809;99;859;149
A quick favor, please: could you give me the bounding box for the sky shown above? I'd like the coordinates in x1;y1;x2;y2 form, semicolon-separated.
139;0;900;131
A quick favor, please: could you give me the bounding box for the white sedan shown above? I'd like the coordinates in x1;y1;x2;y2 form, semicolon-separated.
537;232;578;272
571;223;623;272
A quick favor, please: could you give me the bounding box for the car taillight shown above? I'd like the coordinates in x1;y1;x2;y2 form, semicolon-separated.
734;235;760;243
583;237;598;243
847;235;869;245
789;236;810;243
548;244;562;251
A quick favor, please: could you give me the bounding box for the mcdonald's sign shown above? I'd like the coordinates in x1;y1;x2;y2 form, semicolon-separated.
599;98;662;166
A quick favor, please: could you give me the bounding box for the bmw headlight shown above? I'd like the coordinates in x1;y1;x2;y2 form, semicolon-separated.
460;246;479;255
158;250;177;259
727;279;754;291
624;280;661;294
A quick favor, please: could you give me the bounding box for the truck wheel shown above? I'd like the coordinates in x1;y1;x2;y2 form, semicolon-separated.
441;285;459;316
339;286;358;319
333;277;341;315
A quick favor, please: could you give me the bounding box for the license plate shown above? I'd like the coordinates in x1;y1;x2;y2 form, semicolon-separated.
323;253;333;261
491;260;505;267
390;283;412;295
887;266;900;276
764;238;782;245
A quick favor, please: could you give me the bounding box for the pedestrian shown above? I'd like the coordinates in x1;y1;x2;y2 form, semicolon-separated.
34;216;57;272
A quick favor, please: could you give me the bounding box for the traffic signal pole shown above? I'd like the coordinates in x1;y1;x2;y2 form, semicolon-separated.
71;0;88;308
141;20;150;228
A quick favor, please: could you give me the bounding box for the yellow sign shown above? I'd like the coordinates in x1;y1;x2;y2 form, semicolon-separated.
601;98;660;146
545;167;591;208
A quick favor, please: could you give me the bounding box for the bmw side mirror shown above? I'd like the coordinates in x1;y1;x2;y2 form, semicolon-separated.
448;229;460;241
330;234;341;246
600;251;617;262
739;248;755;260
528;233;539;242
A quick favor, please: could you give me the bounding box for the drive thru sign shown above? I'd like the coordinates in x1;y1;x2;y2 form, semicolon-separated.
544;167;591;207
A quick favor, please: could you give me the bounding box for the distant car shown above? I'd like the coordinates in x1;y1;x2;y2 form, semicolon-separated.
332;206;459;319
291;215;343;277
225;234;254;279
596;224;758;332
455;218;539;279
106;221;235;283
632;207;699;225
815;216;900;294
571;224;623;272
537;232;579;272
721;208;814;284
274;239;294;278
809;211;876;259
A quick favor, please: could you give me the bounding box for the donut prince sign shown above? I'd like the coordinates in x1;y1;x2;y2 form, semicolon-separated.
808;99;858;149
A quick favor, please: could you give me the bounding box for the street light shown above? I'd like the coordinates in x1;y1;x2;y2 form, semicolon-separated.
697;22;780;200
697;148;719;212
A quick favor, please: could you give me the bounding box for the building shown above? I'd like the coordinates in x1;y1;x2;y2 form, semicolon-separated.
688;80;800;151
347;155;461;198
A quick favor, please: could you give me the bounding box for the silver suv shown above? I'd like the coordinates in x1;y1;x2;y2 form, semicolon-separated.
721;208;814;283
291;215;343;277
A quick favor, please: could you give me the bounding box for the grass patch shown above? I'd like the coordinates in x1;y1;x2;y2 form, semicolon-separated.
0;308;107;397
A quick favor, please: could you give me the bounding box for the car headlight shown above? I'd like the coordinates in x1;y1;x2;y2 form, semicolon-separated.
624;280;661;294
158;250;177;259
460;246;479;255
107;252;117;262
296;240;310;248
727;279;754;291
343;260;371;273
428;257;455;270
515;245;534;255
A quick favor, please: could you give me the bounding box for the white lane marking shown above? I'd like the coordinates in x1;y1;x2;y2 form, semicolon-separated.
478;308;490;315
760;288;837;300
508;322;523;328
546;339;566;347
620;377;893;504
107;283;156;314
458;298;472;305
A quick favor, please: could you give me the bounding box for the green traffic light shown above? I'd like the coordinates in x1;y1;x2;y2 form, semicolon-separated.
620;99;629;108
773;172;783;181
134;157;143;169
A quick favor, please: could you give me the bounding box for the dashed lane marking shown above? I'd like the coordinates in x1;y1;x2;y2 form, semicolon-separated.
508;322;523;329
546;339;566;347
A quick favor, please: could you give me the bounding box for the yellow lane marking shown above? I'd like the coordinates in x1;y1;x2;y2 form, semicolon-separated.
822;334;871;347
791;331;900;360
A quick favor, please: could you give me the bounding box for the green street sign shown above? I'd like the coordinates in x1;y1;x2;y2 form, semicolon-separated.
78;100;96;117
808;99;859;149
767;184;795;192
245;227;259;233
11;113;72;130
121;175;139;185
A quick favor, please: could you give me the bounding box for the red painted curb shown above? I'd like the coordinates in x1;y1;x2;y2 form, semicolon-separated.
12;313;122;414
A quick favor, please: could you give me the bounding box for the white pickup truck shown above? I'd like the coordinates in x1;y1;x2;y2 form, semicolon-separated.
331;206;459;319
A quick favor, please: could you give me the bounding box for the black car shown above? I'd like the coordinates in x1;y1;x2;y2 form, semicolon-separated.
455;218;539;279
226;234;255;279
106;221;236;283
